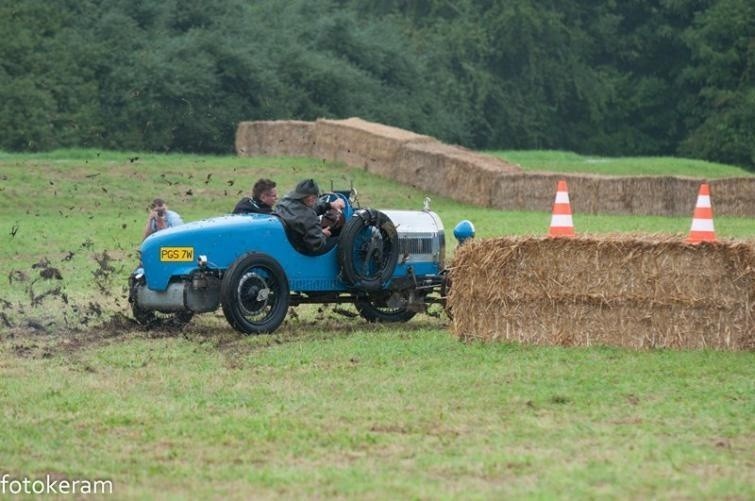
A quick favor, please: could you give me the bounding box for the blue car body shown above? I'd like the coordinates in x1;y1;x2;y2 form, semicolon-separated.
141;213;441;293
130;193;454;334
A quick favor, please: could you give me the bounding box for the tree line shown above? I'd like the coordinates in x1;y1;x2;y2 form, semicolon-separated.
0;0;752;169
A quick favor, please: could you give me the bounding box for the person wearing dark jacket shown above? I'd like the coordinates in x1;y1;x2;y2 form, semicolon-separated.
233;178;277;214
274;179;344;252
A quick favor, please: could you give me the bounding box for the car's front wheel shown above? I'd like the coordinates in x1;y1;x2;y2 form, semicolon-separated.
220;253;290;335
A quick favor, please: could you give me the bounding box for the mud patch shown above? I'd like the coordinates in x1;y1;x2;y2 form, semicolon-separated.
2;251;448;361
1;305;448;363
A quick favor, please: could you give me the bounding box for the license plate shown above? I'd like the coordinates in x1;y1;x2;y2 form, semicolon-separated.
160;247;194;262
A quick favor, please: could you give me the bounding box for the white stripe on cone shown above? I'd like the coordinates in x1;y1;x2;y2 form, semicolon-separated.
555;192;570;204
691;218;715;232
550;214;574;227
696;195;711;208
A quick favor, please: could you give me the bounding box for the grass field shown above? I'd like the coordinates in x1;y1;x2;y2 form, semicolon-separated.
488;150;755;177
1;149;753;498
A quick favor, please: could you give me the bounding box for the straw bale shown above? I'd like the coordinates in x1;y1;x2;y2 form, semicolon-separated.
235;120;315;157
493;173;755;216
234;119;755;216
449;236;754;350
394;142;522;206
709;177;755;216
311;117;437;171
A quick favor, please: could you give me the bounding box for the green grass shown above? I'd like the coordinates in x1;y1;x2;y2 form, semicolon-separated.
1;149;753;498
2;326;753;498
487;150;755;178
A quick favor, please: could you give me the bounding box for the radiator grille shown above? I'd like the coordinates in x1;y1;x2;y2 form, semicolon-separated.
399;237;434;255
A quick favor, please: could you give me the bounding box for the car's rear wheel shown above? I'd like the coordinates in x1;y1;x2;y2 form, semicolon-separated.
441;272;453;320
355;296;417;323
221;253;289;335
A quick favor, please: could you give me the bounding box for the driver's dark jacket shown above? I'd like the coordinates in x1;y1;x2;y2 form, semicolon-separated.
232;196;272;215
274;197;330;252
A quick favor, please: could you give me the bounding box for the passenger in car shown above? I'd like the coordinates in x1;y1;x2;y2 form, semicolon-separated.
274;179;345;252
232;178;277;214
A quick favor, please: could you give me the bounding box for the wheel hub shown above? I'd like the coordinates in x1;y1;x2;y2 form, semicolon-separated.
238;272;271;316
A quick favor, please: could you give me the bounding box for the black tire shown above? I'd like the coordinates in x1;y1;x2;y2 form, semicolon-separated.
440;273;453;320
338;209;399;290
355;296;417;323
220;253;289;335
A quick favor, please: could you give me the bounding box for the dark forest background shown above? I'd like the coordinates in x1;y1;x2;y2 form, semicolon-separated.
1;0;752;168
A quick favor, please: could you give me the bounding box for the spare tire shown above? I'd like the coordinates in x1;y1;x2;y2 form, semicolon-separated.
338;209;399;291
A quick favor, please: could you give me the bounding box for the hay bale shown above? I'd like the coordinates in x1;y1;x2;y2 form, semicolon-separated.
395;142;521;206
492;173;755;216
312;119;521;205
235;120;315;157
709;177;755;216
493;172;700;216
311;117;437;171
449;236;754;350
233;119;755;216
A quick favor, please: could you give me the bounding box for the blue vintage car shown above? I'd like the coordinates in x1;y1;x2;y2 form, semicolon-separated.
129;191;473;334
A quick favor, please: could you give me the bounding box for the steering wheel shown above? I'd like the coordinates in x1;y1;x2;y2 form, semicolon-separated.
319;192;352;218
318;192;338;204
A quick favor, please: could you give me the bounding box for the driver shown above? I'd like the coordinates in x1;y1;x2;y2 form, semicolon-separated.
275;179;345;253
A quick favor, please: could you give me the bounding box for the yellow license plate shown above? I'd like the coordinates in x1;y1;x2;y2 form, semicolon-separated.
160;247;194;262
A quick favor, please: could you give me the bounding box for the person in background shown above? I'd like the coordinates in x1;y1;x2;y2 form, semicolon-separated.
142;198;183;241
274;179;344;253
233;178;277;214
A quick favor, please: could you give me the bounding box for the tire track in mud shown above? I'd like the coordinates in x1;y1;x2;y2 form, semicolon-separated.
1;247;447;362
2;302;448;369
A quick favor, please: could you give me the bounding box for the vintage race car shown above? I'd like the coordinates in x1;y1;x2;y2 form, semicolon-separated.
128;190;474;334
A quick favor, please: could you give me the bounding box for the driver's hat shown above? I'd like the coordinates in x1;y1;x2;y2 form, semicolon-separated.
289;179;320;199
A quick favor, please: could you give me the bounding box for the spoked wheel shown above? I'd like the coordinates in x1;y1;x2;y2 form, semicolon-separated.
355;295;417;323
338;210;398;290
355;227;385;275
221;253;289;335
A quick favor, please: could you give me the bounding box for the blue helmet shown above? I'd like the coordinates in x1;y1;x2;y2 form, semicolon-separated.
453;220;475;245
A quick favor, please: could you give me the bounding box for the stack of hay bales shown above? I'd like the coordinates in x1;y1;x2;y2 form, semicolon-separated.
396;141;522;206
235;118;755;217
704;177;755;216
235;120;315;157
448;237;754;350
312;118;522;205
235;117;523;207
312;117;436;171
491;173;755;216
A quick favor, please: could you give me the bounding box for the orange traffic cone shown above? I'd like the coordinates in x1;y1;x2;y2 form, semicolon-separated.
687;183;716;243
548;180;575;237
